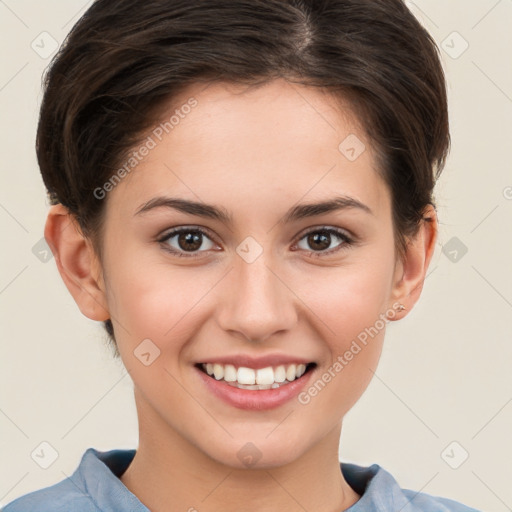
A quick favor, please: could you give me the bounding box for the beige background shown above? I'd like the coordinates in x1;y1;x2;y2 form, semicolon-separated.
1;1;511;510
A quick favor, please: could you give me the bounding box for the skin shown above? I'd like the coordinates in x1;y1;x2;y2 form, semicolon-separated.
45;78;437;512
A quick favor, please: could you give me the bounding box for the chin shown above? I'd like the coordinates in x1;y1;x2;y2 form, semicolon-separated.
202;431;311;471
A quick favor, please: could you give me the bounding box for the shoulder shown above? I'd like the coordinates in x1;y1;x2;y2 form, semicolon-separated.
1;477;100;512
402;489;480;512
2;447;138;512
341;462;481;512
401;488;481;512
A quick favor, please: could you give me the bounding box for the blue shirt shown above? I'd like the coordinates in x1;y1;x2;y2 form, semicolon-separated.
2;447;480;511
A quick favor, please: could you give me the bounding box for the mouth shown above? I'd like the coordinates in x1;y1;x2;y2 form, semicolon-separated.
195;362;317;390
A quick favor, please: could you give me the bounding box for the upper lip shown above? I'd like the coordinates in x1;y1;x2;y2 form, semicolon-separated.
196;354;314;369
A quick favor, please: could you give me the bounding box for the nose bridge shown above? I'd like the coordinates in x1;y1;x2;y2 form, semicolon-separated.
217;247;297;342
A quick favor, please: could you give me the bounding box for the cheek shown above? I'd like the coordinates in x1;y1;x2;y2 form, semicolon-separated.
104;248;218;352
296;252;395;340
291;251;394;409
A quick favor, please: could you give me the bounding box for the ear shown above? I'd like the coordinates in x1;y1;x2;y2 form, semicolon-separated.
388;204;438;320
44;204;110;321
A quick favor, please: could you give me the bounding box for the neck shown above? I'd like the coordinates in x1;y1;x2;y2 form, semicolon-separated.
120;390;360;512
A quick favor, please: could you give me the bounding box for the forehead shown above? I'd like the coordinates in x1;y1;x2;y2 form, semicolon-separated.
162;78;366;164
106;78;390;222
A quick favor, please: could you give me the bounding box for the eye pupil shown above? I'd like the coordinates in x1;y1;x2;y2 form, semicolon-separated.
308;232;330;251
178;232;202;251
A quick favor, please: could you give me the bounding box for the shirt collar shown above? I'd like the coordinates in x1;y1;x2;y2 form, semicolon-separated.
72;447;425;512
341;461;423;511
77;448;149;512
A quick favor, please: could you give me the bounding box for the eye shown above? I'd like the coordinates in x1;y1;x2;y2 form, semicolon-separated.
294;227;353;257
157;225;354;259
157;227;218;258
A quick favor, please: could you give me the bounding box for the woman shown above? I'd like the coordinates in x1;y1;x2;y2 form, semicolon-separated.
3;0;480;510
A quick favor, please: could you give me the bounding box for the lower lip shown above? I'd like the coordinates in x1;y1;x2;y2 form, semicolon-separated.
195;366;314;411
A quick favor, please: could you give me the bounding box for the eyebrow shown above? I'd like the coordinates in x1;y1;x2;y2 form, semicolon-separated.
134;195;373;224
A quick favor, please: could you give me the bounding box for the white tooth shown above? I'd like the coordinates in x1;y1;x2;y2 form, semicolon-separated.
286;364;297;381
271;382;280;389
213;364;224;380
242;384;260;390
274;365;286;383
296;364;306;378
237;366;256;385
258;384;273;390
256;366;274;385
206;363;214;376
224;364;237;382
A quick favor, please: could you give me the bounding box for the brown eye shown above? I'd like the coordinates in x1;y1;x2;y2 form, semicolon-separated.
296;228;353;257
159;227;217;258
176;231;203;252
306;231;331;251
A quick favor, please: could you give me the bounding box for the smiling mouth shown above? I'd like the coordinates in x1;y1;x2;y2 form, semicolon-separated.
196;362;317;390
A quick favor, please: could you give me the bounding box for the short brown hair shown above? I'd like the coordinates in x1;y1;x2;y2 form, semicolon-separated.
37;0;450;358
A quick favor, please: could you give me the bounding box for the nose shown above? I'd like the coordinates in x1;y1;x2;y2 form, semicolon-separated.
216;253;298;343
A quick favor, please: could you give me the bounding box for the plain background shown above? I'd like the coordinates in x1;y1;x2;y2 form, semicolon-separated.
0;1;511;510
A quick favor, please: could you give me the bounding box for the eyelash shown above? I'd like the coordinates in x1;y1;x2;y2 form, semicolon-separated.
157;226;355;259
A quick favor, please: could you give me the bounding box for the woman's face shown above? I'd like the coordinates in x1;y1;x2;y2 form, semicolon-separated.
98;78;404;468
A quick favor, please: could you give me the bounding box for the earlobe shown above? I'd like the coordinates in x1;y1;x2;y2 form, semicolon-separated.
44;204;110;321
388;204;438;320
